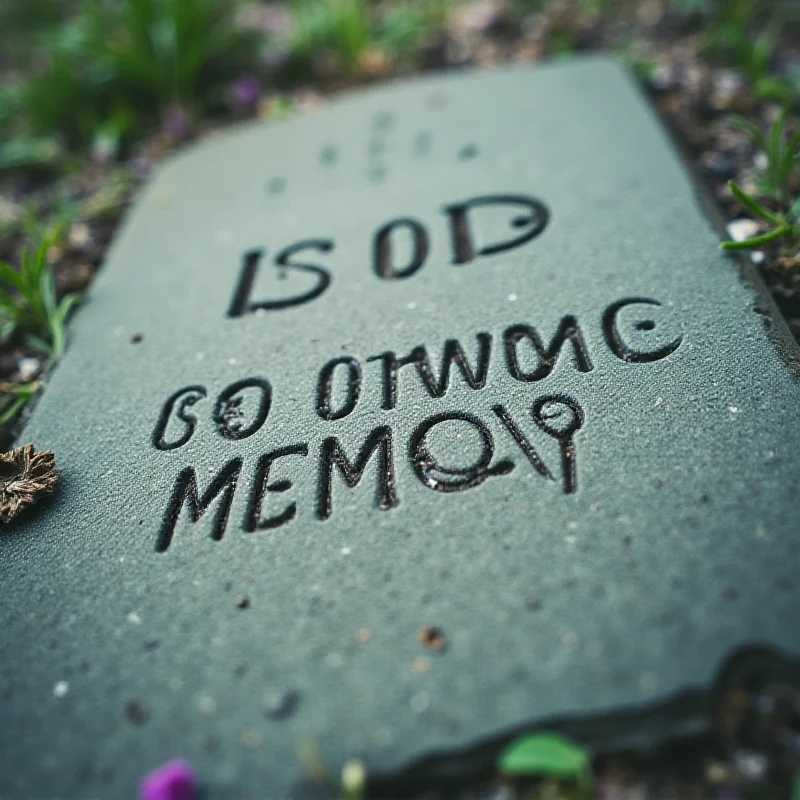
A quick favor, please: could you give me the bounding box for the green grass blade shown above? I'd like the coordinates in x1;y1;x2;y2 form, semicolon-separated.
721;226;788;249
0;261;28;294
768;108;787;165
24;333;52;355
728;180;782;224
0;395;28;425
49;293;80;357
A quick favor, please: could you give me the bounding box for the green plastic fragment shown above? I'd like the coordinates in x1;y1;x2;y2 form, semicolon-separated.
498;732;590;780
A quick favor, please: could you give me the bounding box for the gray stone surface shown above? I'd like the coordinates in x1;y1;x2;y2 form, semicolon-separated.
2;56;799;798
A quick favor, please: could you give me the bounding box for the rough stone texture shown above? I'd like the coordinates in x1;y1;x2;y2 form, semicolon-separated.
1;57;799;798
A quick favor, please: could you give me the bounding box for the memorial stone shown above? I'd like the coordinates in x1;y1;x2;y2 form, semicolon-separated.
2;56;800;798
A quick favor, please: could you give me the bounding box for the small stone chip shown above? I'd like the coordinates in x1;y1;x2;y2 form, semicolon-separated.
125;700;147;725
0;446;57;523
418;626;447;652
264;689;300;721
411;657;432;675
356;628;372;644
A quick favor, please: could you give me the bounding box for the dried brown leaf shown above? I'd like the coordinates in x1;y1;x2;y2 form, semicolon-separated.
0;445;57;523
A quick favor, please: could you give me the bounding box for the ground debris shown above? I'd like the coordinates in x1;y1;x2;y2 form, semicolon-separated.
0;445;57;523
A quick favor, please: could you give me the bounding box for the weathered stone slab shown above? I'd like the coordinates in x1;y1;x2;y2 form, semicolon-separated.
2;56;799;798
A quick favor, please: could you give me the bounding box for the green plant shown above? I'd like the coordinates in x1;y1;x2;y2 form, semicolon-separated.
733;111;800;205
288;0;372;74
0;236;80;357
700;0;796;104
1;0;259;155
615;42;658;82
721;110;800;259
0;382;41;426
722;182;800;255
376;1;450;63
498;732;592;786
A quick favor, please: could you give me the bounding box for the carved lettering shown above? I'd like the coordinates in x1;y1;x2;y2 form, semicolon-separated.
317;357;362;421
602;297;683;363
504;317;593;382
152;385;207;451
244;444;309;531
410;411;514;492
318;426;399;520
157;458;242;552
443;194;549;265
373;218;429;280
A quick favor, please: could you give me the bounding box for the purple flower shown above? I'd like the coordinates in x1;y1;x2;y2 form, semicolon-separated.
230;74;262;110
139;759;197;800
161;106;192;141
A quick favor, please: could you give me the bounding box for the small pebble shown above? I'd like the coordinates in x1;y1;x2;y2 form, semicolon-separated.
356;628;373;644
734;749;768;781
17;357;41;382
264;689;300;721
236;596;250;609
727;219;760;243
706;761;731;784
419;626;447;652
125;700;147;725
700;150;735;179
412;656;432;674
68;223;91;249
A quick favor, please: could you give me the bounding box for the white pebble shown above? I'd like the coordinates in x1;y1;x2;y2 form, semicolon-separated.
734;749;768;781
17;357;41;381
53;681;69;698
727;218;760;242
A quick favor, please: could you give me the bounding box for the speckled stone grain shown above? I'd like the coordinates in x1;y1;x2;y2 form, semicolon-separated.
1;57;799;799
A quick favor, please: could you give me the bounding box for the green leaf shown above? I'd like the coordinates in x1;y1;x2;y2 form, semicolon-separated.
0;136;63;171
768;108;787;166
25;333;52;355
0;394;28;425
721;225;788;249
0;261;28;295
0;381;40;425
728;180;782;224
49;293;80;357
498;733;591;779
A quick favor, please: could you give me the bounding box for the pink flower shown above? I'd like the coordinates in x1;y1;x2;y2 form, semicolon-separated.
139;759;197;800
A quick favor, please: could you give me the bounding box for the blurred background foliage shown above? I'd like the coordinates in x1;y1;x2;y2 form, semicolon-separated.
0;0;798;171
